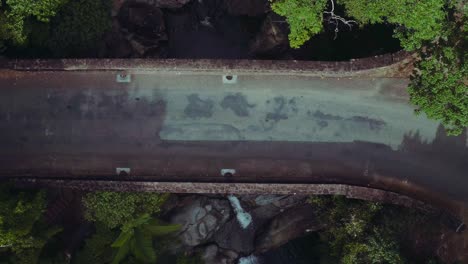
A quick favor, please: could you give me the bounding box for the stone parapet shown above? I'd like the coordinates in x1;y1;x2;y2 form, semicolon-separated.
0;51;412;77
13;178;465;226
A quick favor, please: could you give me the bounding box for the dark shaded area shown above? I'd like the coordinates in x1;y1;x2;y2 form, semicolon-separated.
163;0;262;59
0;0;401;60
162;0;401;60
260;233;329;264
287;23;401;61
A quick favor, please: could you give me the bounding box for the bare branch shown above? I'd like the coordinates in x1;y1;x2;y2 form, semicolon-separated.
323;0;357;39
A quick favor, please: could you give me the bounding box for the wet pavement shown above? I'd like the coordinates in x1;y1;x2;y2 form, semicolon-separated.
0;67;466;210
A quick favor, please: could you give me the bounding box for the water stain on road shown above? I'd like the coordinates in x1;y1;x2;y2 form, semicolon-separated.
310;110;343;121
184;93;214;119
347;116;386;130
265;96;289;122
220;93;255;117
308;110;386;131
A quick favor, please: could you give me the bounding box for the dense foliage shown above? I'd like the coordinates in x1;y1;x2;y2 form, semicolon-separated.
0;0;68;44
0;184;62;264
44;0;112;57
111;214;180;264
408;13;467;135
309;195;447;263
409;48;467;135
309;196;404;263
270;0;328;48
338;0;446;51
83;191;169;229
1;0;112;57
79;191;182;264
270;0;448;50
72;224;118;264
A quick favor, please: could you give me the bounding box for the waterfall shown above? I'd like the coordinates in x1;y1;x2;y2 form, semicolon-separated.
227;195;252;229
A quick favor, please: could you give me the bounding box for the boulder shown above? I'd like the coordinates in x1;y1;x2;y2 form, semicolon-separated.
255;204;325;254
213;217;256;254
103;32;133;58
170;196;231;246
201;244;238;264
211;195;308;254
249;195;308;227
118;1;167;57
249;13;288;57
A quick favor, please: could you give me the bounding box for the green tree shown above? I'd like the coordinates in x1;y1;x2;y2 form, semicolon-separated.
45;0;112;57
308;196;405;263
270;0;449;50
408;14;467;135
0;0;68;44
341;231;403;264
337;0;447;50
0;183;62;264
83;191;169;229
72;223;118;264
111;214;180;264
270;0;328;48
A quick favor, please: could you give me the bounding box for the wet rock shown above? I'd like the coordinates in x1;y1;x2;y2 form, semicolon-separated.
103;31;134;58
118;1;166;57
253;195;287;206
249;195;308;229
170;196;231;246
255;204;325;254
213;198;255;254
249;13;288;57
201;244;238;264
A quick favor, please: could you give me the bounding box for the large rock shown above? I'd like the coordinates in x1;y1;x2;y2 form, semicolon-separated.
118;1;166;56
249;13;289;57
103;32;133;58
213;216;256;254
255;204;325;254
247;195;308;227
211;195;308;254
201;244;238;264
170;196;231;246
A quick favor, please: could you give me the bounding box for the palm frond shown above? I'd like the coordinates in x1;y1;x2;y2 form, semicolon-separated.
111;230;133;248
111;238;130;264
143;224;181;237
134;229;157;263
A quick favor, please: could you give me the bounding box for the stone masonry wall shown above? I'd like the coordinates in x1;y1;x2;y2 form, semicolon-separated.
0;51;412;77
14;178;442;212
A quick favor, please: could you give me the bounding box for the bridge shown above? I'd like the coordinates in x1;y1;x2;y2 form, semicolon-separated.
0;53;467;230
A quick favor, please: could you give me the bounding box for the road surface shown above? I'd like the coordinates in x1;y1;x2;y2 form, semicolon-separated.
0;62;466;211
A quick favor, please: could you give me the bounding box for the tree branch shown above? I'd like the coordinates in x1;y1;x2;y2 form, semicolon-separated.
323;0;357;39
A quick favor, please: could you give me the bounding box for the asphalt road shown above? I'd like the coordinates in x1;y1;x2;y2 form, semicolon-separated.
0;70;466;207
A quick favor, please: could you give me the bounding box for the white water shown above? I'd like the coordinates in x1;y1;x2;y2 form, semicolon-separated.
238;255;259;264
227;195;252;229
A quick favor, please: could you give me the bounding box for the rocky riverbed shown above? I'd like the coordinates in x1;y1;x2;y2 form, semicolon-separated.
103;0;400;59
164;194;323;264
148;192;464;264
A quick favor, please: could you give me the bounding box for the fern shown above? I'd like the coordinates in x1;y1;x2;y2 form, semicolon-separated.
110;214;181;264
